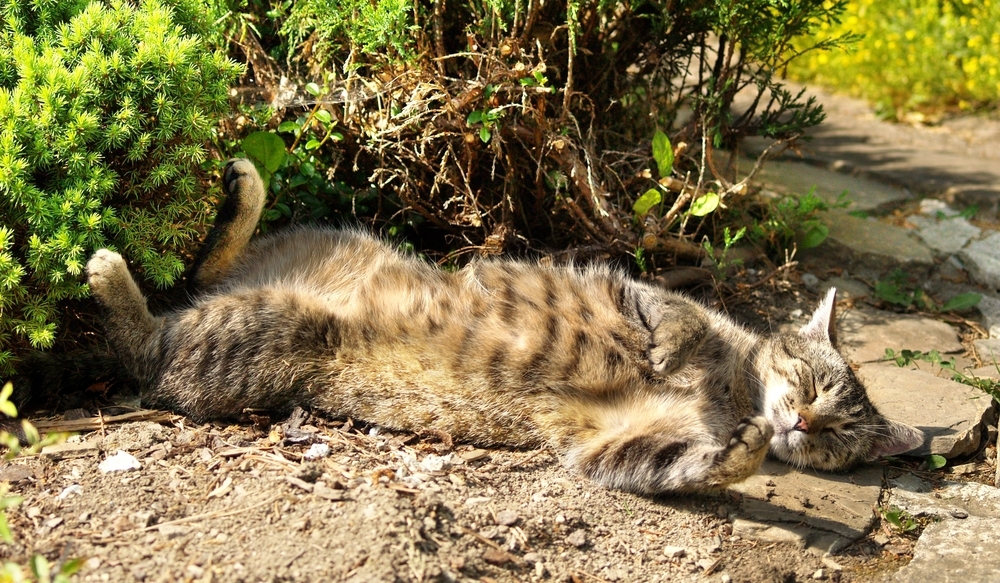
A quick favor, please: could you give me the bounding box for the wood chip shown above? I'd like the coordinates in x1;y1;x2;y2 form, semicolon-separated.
40;441;100;460
482;548;510;565
312;484;345;501
460;449;489;462
284;475;314;492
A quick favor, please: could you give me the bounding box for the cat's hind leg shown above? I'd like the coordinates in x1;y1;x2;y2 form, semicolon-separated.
87;249;160;377
187;159;267;291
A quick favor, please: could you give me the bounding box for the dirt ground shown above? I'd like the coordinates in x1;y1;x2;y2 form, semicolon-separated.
2;413;905;583
2;281;976;583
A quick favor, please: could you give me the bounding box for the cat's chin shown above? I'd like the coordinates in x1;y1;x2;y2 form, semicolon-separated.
768;429;807;466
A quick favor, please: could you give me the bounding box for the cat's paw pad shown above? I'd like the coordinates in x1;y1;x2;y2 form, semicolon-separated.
224;159;261;196
86;249;128;294
728;416;774;454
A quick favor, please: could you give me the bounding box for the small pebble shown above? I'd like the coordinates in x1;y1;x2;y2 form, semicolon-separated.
98;450;140;473
663;546;686;559
813;568;826;580
566;529;588;548
801;273;820;289
496;510;519;526
873;534;890;547
721;574;732;583
303;443;330;460
950;509;969;519
58;484;83;499
821;556;843;571
522;552;543;565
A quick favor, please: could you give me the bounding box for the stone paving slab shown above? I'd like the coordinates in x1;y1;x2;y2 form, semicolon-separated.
891;516;1000;583
740;84;1000;222
729;460;883;554
837;308;964;364
959;232;1000;292
752;158;912;211
890;473;1000;520
802;210;933;279
857;362;993;458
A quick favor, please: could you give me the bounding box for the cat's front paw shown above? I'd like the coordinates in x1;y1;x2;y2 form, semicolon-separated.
86;249;129;298
729;415;774;455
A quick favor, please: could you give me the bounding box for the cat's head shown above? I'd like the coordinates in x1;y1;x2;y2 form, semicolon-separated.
756;288;924;470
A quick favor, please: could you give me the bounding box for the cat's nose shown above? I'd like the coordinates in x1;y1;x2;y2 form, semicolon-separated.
793;415;809;432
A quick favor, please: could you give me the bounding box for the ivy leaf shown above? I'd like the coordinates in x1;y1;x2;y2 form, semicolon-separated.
926;454;947;470
941;292;981;312
652;130;674;178
314;109;332;124
689;192;719;217
241;131;287;174
633;189;661;217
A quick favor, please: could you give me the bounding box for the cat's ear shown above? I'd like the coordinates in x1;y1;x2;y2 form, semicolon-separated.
800;287;838;346
867;418;924;460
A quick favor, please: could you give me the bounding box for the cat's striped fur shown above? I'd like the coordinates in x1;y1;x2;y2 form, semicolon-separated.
85;160;923;493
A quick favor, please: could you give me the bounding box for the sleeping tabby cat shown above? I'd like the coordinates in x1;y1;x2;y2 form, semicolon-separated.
85;160;923;493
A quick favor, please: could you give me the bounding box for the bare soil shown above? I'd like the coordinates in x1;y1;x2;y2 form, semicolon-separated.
2;414;896;583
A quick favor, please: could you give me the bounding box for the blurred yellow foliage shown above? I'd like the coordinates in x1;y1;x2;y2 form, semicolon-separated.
789;0;1000;116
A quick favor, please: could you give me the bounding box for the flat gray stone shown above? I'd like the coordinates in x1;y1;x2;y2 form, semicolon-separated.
916;218;980;255
804;211;933;279
857;362;992;457
818;276;870;300
753;159;911;211
960;232;1000;291
890;474;1000;520
975;293;1000;337
729;459;882;554
892;516;1000;583
838;308;963;364
974;338;1000;361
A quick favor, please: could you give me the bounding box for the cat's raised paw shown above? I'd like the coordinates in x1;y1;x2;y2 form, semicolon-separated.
728;416;774;454
224;159;261;196
86;249;128;296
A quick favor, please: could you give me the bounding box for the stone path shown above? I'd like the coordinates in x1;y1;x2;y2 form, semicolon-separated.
728;87;1000;579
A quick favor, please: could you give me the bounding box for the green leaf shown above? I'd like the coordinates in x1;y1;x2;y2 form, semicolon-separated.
305;139;322;150
689;192;719;217
941;292;981;312
277;121;299;133
467;110;483;125
241;132;287;174
479;127;492;143
0;399;16;418
926;454;947;470
799;220;829;249
30;554;50;582
632;189;662;217
314;109;332;124
652;130;674;178
305;82;322;96
0;512;12;544
59;558;85;576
